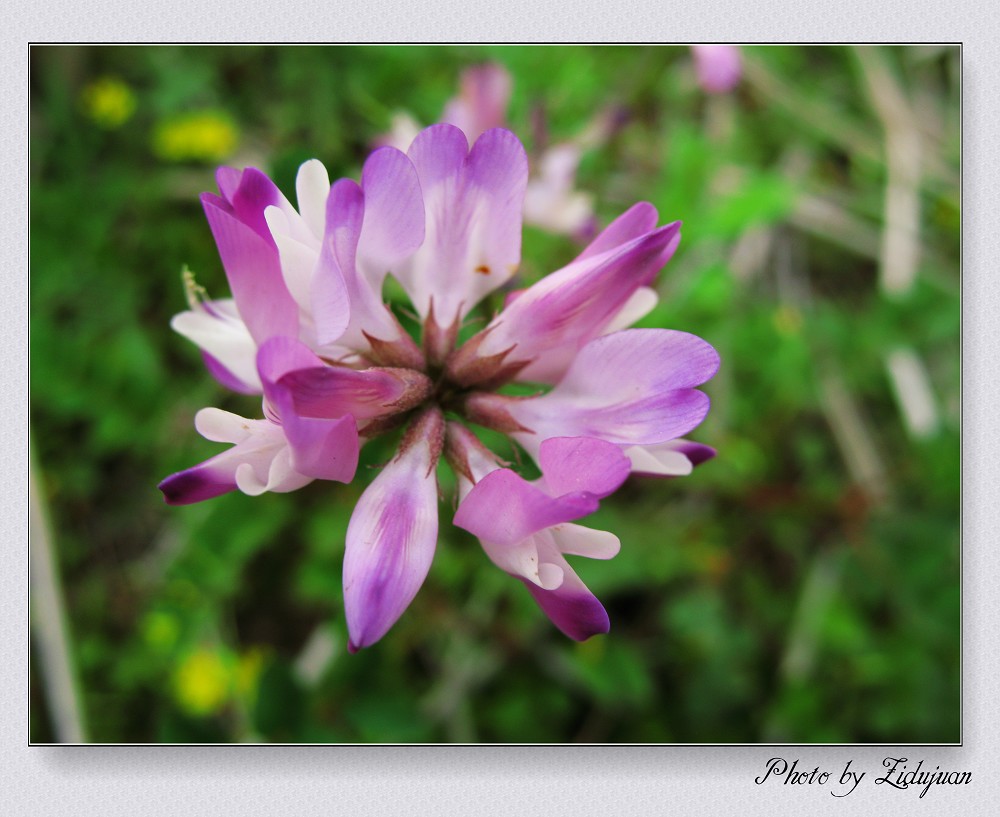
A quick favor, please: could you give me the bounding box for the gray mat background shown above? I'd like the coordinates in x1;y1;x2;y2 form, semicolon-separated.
13;7;994;816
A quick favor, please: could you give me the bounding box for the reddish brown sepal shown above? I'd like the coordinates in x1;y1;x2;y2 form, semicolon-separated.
462;392;534;435
423;299;462;371
398;406;446;476
443;422;507;484
361;328;426;371
445;327;532;390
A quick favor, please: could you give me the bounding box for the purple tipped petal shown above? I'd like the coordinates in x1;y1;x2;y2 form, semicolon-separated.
158;411;312;504
159;464;237;505
521;571;610;641
453;436;627;548
394;125;529;325
508;328;720;447
220;167;296;244
674;440;717;466
537;437;631;499
343;415;443;650
215;166;243;202
626;439;716;476
202;195;299;343
575;202;660;262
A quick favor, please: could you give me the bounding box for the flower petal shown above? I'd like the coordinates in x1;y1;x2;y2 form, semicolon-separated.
520;569;610;641
158;416;309;504
276;411;358;483
456;221;681;385
313;179;413;357
357;147;425;289
295;159;331;240
159;462;239;505
672;440;717;466
627;439;717;476
281;366;430;421
454;468;601;547
256;338;360;482
508;328;719;447
343;414;443;651
234;444;313;496
264;204;322;316
194;407;255;443
601;286;659;335
537;436;631;499
394;125;528;325
202;193;299;343
522;524;615;639
215;167;293;242
477;530;565;590
575;202;660;262
170;303;261;393
549;523;621;560
200;351;261;395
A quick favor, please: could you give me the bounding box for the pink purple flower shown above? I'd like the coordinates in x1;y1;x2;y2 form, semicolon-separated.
691;45;743;94
161;122;719;649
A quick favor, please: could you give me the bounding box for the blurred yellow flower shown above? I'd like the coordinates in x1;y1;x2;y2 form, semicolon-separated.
80;76;136;129
153;111;239;163
173;648;232;716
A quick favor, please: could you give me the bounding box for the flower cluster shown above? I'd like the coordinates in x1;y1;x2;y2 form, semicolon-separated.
160;123;719;651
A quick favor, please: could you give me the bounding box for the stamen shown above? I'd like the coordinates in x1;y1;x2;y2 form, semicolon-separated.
181;264;210;312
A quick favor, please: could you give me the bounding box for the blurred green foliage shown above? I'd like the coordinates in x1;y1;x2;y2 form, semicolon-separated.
29;45;960;743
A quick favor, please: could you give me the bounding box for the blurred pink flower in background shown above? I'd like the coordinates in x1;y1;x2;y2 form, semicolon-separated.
691;45;743;94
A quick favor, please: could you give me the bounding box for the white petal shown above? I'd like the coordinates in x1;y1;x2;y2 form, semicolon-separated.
625;444;694;476
602;287;659;334
265;446;313;493
194;407;256;444
267;220;320;311
296;159;331;241
537;561;565;590
170;309;261;392
235;461;269;495
481;534;543;585
550;523;621;560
